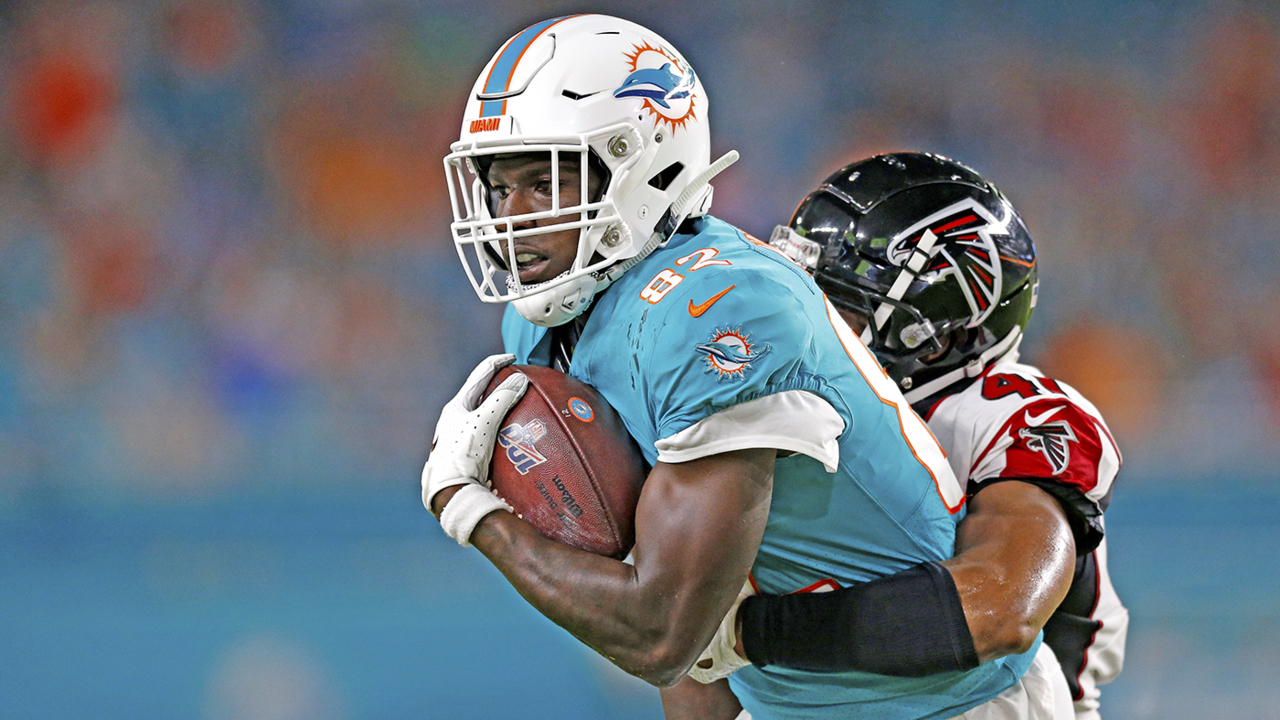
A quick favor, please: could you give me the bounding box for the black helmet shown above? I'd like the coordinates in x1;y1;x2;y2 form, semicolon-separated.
772;152;1037;404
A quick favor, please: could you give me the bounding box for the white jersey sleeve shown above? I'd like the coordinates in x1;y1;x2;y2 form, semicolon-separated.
924;361;1120;551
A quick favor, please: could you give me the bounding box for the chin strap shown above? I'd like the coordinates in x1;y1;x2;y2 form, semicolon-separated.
601;150;740;286
509;270;597;327
902;328;1022;405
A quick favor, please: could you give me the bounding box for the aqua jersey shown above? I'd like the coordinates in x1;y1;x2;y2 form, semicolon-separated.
503;217;1037;719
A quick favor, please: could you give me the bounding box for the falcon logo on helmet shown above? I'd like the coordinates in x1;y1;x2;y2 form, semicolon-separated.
885;198;1009;327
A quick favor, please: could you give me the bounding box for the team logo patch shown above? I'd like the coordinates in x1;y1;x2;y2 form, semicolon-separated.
884;198;1011;326
1018;420;1078;475
613;42;698;131
498;420;548;475
696;326;771;381
568;397;594;422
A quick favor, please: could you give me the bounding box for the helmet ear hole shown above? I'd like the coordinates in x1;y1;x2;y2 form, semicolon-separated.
648;162;685;191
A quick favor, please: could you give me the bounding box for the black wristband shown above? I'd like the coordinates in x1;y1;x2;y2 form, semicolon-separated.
738;561;979;677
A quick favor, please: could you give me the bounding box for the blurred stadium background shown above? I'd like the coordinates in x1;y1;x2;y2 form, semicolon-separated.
2;1;1278;718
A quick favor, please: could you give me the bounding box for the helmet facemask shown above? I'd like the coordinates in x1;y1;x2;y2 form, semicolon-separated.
445;136;638;325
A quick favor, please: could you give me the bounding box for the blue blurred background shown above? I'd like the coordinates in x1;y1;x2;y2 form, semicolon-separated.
1;1;1278;718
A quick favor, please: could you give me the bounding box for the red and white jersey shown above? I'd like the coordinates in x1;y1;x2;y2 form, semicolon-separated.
920;361;1128;720
923;361;1118;522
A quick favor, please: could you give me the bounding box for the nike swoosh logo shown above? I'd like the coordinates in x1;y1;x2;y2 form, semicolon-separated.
1024;406;1063;426
688;285;735;317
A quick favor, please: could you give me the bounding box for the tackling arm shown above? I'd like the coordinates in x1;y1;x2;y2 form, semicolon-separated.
946;480;1077;660
717;479;1074;675
434;447;774;687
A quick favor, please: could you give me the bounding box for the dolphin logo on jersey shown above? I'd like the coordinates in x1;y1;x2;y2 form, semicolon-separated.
498;420;548;475
698;340;757;364
697;327;771;381
613;63;694;108
616;42;699;131
885;198;1011;326
1018;420;1078;475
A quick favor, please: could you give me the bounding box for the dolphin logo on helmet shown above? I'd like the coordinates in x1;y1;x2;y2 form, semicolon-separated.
613;63;696;109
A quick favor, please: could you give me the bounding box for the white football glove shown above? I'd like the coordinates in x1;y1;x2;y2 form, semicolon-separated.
422;353;528;546
688;580;755;684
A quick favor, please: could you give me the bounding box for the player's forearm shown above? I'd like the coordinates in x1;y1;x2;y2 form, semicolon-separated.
469;448;774;686
945;481;1076;661
736;481;1076;674
470;511;682;682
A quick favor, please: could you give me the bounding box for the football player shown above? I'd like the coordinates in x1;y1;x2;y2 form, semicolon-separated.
684;152;1128;720
423;15;1059;720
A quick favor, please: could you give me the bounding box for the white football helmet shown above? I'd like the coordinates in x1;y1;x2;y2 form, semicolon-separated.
444;14;734;326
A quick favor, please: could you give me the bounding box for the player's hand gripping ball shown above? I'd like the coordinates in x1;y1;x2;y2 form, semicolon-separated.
483;364;647;559
422;354;528;546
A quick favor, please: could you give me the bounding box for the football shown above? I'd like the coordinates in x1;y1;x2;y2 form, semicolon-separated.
484;364;647;559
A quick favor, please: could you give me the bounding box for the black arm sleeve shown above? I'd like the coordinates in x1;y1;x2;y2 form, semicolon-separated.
738;561;979;676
